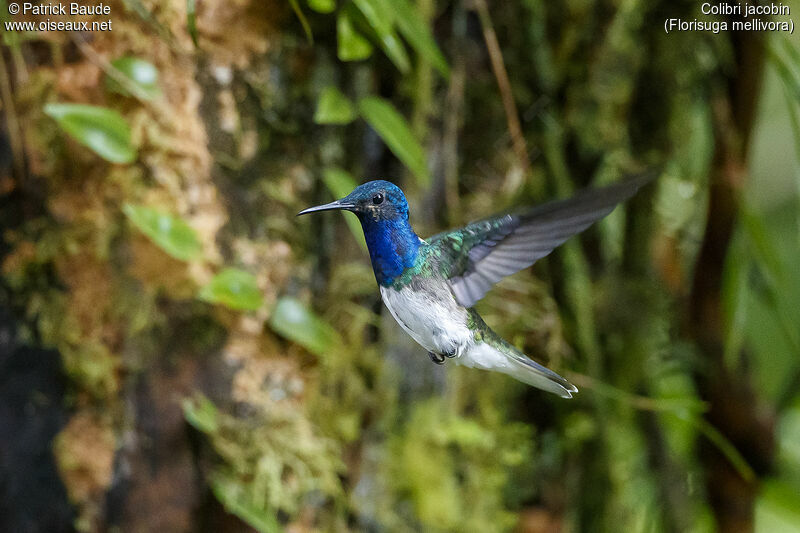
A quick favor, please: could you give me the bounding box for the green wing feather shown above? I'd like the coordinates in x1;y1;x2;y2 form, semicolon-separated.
428;177;652;307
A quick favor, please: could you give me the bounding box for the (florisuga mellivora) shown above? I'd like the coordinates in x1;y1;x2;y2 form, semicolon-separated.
298;177;650;397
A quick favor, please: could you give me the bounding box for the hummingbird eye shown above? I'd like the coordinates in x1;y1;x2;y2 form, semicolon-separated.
372;193;384;205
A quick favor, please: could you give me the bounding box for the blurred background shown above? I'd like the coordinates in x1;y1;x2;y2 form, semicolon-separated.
1;0;799;531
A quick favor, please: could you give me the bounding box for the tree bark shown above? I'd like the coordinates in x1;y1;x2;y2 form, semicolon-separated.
688;28;775;533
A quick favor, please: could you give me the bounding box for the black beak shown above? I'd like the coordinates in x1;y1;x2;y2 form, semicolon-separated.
296;199;356;216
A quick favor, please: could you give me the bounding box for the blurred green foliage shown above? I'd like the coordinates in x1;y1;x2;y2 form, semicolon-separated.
123;204;203;261
184;392;343;531
337;10;374;61
270;297;342;357
44;103;136;163
314;86;357;125
358;96;432;186
1;0;799;531
198;268;263;311
106;57;161;101
322;167;368;249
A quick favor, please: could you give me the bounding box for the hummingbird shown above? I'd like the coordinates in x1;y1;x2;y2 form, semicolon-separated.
298;178;649;397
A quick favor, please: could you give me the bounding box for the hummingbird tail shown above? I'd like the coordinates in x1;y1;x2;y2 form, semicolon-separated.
463;336;578;398
504;349;578;398
461;310;577;397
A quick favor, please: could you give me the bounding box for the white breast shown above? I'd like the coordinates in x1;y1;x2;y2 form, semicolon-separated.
379;284;473;356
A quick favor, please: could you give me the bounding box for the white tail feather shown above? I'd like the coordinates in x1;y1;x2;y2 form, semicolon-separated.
459;341;577;398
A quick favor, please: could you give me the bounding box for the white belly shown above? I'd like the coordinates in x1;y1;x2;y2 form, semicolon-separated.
379;284;473;356
380;284;575;397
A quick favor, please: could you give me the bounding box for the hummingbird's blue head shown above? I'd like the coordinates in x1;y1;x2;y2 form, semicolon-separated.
297;180;409;222
341;180;410;222
298;180;420;286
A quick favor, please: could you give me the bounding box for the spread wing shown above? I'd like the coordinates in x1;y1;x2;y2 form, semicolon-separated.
428;177;650;308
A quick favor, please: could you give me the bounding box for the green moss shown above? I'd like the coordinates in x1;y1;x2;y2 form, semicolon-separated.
184;394;344;531
377;397;532;532
30;288;119;400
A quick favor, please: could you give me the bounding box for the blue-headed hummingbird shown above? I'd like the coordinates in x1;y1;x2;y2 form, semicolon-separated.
299;178;649;397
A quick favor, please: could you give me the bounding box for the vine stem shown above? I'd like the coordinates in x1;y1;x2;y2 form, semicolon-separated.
472;0;530;176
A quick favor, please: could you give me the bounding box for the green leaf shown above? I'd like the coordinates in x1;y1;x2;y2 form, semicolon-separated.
322;168;367;250
314;87;356;125
288;0;314;44
358;96;430;186
210;475;283;533
690;417;755;482
352;0;410;72
384;0;450;77
122;204;202;261
756;478;800;533
44;103;137;164
269;297;341;357
186;0;198;47
106;57;161;100
337;11;373;61
198;268;263;311
182;395;219;434
307;0;335;13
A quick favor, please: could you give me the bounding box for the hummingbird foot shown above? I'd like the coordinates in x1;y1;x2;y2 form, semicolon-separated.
428;351;446;365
